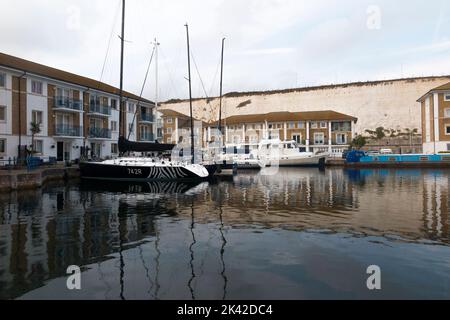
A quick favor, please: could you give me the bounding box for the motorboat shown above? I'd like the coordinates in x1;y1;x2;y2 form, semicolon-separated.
256;139;327;167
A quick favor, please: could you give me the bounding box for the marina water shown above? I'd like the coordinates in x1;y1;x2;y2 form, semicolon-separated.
1;168;449;299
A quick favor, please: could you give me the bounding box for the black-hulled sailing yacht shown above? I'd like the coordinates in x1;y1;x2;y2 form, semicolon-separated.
80;1;209;181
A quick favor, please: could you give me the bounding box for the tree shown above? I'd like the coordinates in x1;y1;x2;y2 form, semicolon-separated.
365;127;386;140
375;127;386;140
350;135;367;150
30;121;42;154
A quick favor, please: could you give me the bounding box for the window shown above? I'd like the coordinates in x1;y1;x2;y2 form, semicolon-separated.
56;87;70;99
32;110;43;125
33;140;43;154
269;131;279;139
0;106;6;122
128;103;135;113
111;99;117;109
111;121;117;132
90;94;101;106
232;136;241;144
111;143;118;154
289;122;295;129
0;73;5;87
445;93;450;101
166;127;172;134
31;80;43;95
250;135;258;143
311;122;318;129
292;134;302;144
55;113;73;128
320;122;327;129
0;139;5;154
446;125;450;135
298;122;304;129
166;117;173;124
89;117;102;129
336;133;347;144
445;108;450;118
332;121;351;132
314;132;325;145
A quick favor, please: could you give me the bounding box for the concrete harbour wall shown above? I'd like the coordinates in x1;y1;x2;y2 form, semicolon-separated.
0;167;79;192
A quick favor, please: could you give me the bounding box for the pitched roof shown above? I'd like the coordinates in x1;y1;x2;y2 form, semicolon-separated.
417;81;450;102
158;108;209;126
210;111;357;126
0;52;153;104
158;109;192;118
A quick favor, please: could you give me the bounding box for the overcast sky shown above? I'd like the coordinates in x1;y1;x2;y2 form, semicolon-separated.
1;0;450;101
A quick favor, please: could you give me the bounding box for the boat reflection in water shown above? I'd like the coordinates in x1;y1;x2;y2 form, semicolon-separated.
79;179;210;196
0;168;450;300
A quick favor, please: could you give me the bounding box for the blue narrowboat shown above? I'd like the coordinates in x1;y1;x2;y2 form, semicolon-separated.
345;150;450;167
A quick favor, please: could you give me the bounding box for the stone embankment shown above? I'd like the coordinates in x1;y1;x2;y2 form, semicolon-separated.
0;166;79;192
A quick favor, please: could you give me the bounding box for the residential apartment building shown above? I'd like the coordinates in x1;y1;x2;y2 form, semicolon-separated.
159;108;357;156
159;109;208;148
209;111;357;155
418;82;450;154
0;52;158;163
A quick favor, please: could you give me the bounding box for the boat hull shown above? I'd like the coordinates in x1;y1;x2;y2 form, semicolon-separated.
79;162;208;181
266;155;326;167
345;152;450;168
236;160;264;170
215;161;238;176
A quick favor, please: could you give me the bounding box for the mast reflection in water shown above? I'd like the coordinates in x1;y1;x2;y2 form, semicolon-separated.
0;168;449;299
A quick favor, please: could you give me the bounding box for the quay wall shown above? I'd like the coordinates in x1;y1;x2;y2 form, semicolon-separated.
0;167;79;192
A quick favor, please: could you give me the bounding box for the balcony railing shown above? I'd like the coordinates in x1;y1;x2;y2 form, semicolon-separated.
88;103;112;116
88;127;112;139
140;113;154;122
54;97;82;111
54;125;83;137
140;132;154;141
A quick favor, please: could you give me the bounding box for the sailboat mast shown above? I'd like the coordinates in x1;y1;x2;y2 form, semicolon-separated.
154;38;159;110
119;0;125;138
185;23;195;165
218;38;225;142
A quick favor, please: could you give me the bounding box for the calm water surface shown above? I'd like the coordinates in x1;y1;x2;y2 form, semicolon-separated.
0;168;449;300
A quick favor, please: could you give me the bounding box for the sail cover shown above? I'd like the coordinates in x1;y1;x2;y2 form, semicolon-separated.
118;136;175;153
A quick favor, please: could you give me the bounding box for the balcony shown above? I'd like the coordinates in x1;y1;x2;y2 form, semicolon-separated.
54;125;83;137
139;113;154;123
88;127;112;139
53;97;82;112
87;103;112;117
140;132;154;141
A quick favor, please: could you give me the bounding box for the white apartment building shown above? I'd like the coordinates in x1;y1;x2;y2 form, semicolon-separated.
0;52;159;164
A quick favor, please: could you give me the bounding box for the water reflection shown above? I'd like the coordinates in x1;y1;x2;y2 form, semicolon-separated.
0;168;449;299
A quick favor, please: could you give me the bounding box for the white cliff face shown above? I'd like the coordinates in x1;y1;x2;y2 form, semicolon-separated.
160;76;450;135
